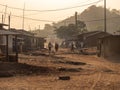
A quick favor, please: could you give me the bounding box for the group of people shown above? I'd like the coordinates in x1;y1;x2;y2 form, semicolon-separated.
48;42;59;54
47;41;84;55
70;41;84;53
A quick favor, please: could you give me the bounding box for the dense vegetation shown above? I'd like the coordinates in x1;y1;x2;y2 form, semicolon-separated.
55;20;87;39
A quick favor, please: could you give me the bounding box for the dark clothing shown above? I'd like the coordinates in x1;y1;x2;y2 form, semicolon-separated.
71;43;74;52
48;42;53;54
55;43;59;52
48;47;51;52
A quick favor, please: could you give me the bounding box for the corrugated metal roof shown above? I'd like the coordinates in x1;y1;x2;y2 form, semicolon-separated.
0;23;8;26
99;35;120;39
10;29;34;37
0;29;20;35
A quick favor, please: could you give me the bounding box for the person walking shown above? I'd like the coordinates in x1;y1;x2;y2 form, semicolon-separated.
48;42;53;55
55;42;59;52
70;42;75;52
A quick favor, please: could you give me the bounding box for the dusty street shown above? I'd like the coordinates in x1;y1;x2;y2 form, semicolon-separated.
0;49;120;90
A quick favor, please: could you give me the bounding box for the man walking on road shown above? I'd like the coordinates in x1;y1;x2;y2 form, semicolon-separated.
48;42;53;55
55;42;59;53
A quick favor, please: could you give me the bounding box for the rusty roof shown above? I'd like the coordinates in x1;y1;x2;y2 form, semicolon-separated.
0;23;8;26
0;29;20;35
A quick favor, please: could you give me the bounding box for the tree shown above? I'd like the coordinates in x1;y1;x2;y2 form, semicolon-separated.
76;20;87;33
55;20;87;39
55;26;68;39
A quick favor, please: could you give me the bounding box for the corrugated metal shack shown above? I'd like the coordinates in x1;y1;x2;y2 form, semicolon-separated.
98;35;120;60
10;29;45;52
0;24;20;62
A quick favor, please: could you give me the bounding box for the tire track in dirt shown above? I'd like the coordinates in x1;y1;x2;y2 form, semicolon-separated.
90;72;102;90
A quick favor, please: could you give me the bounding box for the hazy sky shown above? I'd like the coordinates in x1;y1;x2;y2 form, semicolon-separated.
0;0;120;30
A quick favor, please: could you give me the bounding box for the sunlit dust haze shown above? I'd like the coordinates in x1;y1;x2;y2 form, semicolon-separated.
0;0;119;30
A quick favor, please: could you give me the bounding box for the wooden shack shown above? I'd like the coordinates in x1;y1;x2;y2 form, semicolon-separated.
77;31;110;48
10;29;46;52
0;29;20;62
98;35;120;59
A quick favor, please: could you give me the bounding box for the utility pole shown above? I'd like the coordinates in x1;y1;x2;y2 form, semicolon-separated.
8;13;11;30
75;12;78;28
104;0;106;32
4;5;7;23
22;3;25;30
2;14;3;23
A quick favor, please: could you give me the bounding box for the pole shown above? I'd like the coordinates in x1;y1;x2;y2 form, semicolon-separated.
15;35;18;62
8;14;11;30
2;14;3;23
104;0;106;32
75;12;78;28
22;3;25;30
6;35;9;62
4;5;7;23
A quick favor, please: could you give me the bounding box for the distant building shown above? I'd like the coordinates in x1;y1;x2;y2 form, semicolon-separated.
0;23;45;62
76;31;110;48
62;31;110;49
10;29;45;52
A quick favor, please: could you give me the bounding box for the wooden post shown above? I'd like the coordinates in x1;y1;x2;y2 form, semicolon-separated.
8;15;11;30
2;15;3;24
4;5;7;23
6;35;9;62
104;0;107;32
15;35;18;62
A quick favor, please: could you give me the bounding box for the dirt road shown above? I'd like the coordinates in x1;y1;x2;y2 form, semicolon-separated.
0;49;119;90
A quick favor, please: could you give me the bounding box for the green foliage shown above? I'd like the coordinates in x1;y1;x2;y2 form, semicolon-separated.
55;20;87;39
